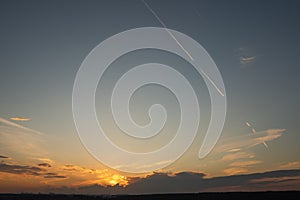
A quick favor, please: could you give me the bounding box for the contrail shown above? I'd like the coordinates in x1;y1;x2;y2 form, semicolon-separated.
245;122;268;148
141;0;225;97
0;117;42;135
246;121;257;133
199;68;225;96
262;141;268;148
141;0;194;61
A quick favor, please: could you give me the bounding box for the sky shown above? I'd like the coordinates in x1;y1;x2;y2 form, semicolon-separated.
0;0;300;194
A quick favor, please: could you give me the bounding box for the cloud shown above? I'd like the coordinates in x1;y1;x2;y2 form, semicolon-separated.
227;148;241;152
223;168;249;176
38;163;52;168
204;129;285;176
236;47;256;67
0;114;290;193
240;56;256;65
0;117;46;159
111;160;173;173
56;169;300;194
38;158;54;165
0;155;9;159
221;152;254;161
229;160;262;167
43;172;67;179
250;176;300;184
280;162;300;169
9;117;31;121
0;162;67;180
222;160;262;176
0;117;39;134
61;164;95;173
0;163;44;176
44;173;67;179
125;170;300;194
1;156;300;194
213;129;285;153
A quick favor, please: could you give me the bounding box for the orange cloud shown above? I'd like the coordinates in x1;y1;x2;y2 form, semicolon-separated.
221;152;254;162
229;160;262;168
213;129;285;153
38;158;54;165
223;168;249;175
9;117;31;121
60;164;129;187
280;162;300;169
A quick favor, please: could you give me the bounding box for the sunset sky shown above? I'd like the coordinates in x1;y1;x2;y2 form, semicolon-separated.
0;0;300;194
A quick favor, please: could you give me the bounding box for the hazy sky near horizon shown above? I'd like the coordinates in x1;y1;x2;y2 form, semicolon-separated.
0;0;300;193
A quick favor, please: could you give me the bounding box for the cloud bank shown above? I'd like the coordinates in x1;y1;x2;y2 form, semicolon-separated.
47;169;300;194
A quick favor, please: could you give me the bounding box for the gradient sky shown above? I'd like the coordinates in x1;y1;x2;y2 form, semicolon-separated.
0;0;300;194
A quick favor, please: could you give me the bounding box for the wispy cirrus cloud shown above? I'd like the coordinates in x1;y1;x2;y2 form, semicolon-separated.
280;162;300;169
213;129;285;154
221;152;254;162
0;117;39;134
200;128;285;176
223;168;249;176
9;117;31;121
229;160;262;168
0;117;45;159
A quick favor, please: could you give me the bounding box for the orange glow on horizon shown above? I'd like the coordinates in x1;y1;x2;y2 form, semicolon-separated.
107;174;128;186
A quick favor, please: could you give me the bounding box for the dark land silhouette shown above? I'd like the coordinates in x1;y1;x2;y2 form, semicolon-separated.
0;191;299;200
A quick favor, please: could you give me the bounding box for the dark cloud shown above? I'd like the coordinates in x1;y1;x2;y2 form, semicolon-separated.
126;170;300;194
0;155;9;159
0;163;44;176
47;169;300;195
1;161;299;194
44;172;57;176
0;163;67;179
43;172;67;179
210;169;300;184
125;172;206;194
38;163;51;167
44;175;67;179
